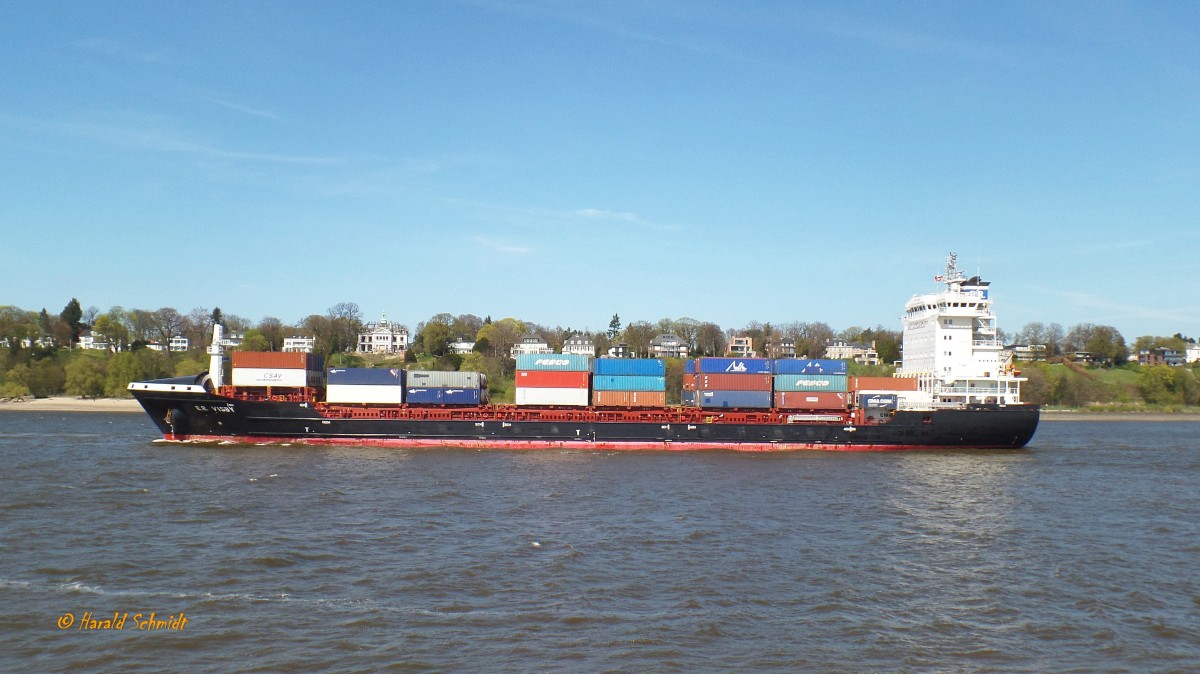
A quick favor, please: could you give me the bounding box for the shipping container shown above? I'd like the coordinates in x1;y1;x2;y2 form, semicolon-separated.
681;390;697;406
773;374;849;392
773;391;849;410
326;385;405;405
684;359;696;374
231;368;321;388
405;387;484;405
514;387;590;407
850;376;919;392
696;373;772;391
406;370;484;389
515;353;591;371
773;358;848;375
682;373;697;391
696;357;773;375
698;390;773;409
593;358;666;376
860;393;899;409
515;370;590;388
591;375;667;392
231;352;323;371
592;390;668;407
327;368;405;386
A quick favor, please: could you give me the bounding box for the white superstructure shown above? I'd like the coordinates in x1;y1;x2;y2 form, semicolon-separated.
897;253;1024;405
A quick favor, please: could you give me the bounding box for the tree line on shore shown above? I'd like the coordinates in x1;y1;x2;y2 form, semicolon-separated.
1;299;1197;407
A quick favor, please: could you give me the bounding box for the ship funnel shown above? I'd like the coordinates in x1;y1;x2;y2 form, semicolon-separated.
208;323;225;389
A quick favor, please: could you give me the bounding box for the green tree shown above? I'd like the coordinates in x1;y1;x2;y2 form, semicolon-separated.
607;314;621;340
27;358;67;397
239;329;271;352
65;354;108;398
60;298;84;347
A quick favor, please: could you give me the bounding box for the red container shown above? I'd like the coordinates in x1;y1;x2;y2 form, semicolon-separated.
515;370;590;389
592;390;667;408
682;374;697;391
696;373;772;391
231;351;323;370
851;376;918;392
773;391;849;410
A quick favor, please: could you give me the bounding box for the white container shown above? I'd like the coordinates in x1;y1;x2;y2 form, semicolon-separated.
326;384;405;404
231;368;316;387
514;387;590;407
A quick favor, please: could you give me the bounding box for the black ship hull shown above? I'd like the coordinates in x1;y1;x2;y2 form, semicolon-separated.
129;382;1039;452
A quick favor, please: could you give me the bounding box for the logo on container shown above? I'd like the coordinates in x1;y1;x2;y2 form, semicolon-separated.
535;359;571;366
724;362;748;373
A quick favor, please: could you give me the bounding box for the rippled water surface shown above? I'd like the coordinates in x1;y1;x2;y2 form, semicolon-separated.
2;411;1199;672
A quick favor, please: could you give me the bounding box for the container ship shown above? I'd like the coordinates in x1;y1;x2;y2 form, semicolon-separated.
129;254;1039;451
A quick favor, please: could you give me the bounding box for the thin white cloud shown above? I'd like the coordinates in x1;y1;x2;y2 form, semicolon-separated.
9;113;344;165
472;236;533;255
75;38;167;64
1040;288;1200;327
203;96;281;121
573;207;684;232
448;200;686;234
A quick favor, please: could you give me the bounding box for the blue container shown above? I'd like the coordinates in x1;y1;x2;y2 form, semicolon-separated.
685;359;696;374
593;358;666;376
681;390;697;406
327;368;405;386
773;358;848;375
773;374;849;392
698;390;773;409
696;357;773;375
405;387;483;405
861;393;898;409
516;353;591;371
592;375;666;392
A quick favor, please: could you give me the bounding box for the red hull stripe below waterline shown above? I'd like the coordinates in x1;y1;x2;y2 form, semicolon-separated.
161;434;1009;452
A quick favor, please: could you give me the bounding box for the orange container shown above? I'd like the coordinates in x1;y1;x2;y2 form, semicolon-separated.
850;376;918;391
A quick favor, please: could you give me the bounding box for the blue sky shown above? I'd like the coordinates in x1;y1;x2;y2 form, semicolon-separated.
2;1;1197;340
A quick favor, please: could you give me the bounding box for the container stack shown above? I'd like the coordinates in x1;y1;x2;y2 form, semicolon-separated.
326;368;405;404
514;354;591;407
591;358;667;407
772;359;849;410
230;352;324;388
405;370;487;405
681;359;697;407
694;357;773;409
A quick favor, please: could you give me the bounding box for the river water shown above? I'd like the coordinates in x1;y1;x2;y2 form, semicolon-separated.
2;411;1198;672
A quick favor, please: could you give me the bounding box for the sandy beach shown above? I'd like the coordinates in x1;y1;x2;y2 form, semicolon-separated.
0;396;144;413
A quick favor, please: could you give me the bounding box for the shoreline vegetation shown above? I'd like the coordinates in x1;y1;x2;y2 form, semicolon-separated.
2;396;1200;421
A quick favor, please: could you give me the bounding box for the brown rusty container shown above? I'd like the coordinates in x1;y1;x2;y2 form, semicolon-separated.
592;390;668;408
231;351;323;371
850;376;919;392
696;373;772;391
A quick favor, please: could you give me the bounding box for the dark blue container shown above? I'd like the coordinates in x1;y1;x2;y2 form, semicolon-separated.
593;358;666;376
405;387;483;405
696;357;773;375
861;393;899;409
685;359;696;374
773;358;848;375
681;390;697;406
698;390;773;409
327;367;405;386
